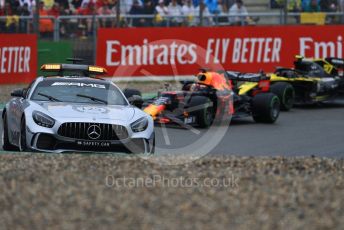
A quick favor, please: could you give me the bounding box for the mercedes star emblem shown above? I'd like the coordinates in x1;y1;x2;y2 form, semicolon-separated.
87;125;101;140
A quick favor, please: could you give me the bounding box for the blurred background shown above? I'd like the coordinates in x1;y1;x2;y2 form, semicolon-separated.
1;0;343;64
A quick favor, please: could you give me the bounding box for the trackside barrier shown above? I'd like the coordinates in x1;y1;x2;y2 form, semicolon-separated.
0;34;37;84
96;26;344;78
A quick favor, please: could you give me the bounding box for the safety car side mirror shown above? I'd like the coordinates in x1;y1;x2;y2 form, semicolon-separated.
11;88;25;98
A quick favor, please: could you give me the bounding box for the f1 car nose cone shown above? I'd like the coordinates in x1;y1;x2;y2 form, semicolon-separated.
87;125;101;139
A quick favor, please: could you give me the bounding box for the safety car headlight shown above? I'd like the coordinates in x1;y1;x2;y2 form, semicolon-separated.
131;117;148;133
33;111;55;128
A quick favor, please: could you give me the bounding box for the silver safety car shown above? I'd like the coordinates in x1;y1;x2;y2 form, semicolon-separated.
1;62;155;154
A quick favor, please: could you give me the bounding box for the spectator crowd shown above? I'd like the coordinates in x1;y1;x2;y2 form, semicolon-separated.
0;0;344;37
274;0;343;13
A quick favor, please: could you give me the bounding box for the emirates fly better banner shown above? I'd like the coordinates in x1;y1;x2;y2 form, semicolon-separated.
0;34;37;84
97;26;344;77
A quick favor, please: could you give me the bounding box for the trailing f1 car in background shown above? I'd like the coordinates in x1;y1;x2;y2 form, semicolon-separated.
143;69;233;128
2;60;155;154
226;71;295;112
224;71;281;123
269;56;344;108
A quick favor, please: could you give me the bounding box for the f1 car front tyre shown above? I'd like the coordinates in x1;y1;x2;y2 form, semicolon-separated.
123;88;142;98
2;113;18;151
124;88;144;108
188;96;214;128
270;82;295;111
252;93;280;123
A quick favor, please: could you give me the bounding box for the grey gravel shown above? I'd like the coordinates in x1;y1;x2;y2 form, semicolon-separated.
0;154;343;230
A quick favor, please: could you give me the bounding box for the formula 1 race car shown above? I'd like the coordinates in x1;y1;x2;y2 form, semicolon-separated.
224;71;281;123
226;71;294;112
269;56;344;108
143;69;233;128
2;59;154;154
142;69;280;128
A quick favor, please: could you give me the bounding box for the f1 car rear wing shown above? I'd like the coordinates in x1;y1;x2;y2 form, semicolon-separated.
223;71;269;82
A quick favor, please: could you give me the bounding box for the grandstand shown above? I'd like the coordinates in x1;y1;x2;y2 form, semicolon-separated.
1;0;343;63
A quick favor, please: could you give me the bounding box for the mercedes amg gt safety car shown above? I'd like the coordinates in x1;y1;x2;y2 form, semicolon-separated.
225;71;281;123
143;69;233;128
269;56;344;108
1;61;154;154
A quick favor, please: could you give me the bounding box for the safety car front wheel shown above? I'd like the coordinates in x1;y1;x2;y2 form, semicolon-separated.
127;135;155;155
2;112;18;151
19;117;28;152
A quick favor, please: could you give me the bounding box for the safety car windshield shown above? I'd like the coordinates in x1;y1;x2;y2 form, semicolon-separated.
30;79;128;105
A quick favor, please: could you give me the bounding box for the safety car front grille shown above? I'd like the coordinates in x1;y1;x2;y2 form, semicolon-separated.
58;122;128;140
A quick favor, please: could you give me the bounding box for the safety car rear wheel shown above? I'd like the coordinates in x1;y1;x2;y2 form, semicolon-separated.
270;82;295;111
252;93;280;123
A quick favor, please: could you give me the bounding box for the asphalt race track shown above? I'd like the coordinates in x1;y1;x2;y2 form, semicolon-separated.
156;100;344;158
1;101;344;157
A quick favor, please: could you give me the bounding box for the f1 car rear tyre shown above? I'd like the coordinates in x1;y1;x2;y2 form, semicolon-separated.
270;82;295;111
123;88;142;99
188;96;214;128
252;93;280;123
2;113;18;151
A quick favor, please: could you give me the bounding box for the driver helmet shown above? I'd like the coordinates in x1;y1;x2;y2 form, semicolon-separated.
196;72;213;85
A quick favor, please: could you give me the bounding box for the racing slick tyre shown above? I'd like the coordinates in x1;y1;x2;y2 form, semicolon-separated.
252;93;280;123
2;113;18;151
19;117;27;152
123;88;142;99
124;88;143;108
270;82;295;111
188;96;214;128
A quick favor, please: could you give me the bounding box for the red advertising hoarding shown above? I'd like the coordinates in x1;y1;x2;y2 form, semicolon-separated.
97;26;344;77
0;34;37;84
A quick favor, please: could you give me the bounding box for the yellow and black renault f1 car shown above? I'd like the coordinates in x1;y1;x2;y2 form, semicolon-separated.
224;71;280;123
142;69;233;128
269;56;344;108
226;71;295;112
